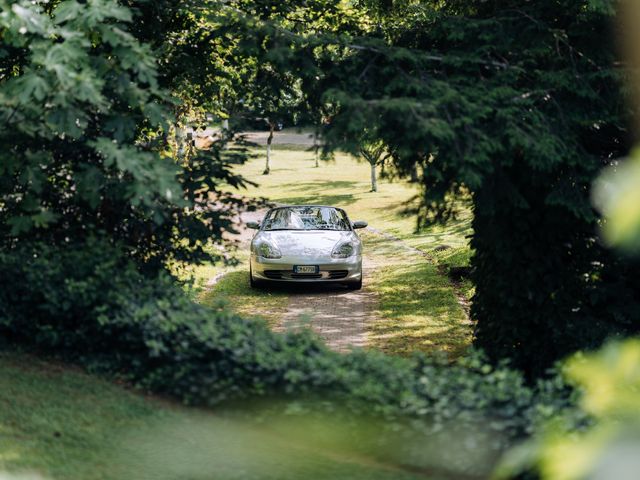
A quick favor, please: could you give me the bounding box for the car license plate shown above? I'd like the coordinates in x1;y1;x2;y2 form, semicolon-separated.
294;265;318;274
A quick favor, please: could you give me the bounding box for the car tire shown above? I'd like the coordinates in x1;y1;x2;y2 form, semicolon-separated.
346;277;362;290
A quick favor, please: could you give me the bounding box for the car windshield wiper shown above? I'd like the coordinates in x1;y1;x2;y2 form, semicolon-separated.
307;228;348;231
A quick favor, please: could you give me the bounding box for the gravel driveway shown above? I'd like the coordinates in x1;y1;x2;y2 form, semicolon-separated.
273;267;378;352
241;130;317;147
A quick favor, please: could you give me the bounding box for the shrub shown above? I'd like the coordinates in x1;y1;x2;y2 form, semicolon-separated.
0;240;580;476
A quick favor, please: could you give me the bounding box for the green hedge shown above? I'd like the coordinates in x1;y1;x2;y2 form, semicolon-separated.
0;239;581;476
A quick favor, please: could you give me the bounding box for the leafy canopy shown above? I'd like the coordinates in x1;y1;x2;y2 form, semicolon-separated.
0;0;252;268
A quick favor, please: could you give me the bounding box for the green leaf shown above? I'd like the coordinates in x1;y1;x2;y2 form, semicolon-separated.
76;165;104;209
53;1;85;24
7;215;33;235
32;209;59;227
11;3;50;35
45;108;87;138
14;73;50;103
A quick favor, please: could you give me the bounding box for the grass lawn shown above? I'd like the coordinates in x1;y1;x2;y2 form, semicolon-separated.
184;250;290;328
0;354;432;480
232;147;473;252
201;270;290;328
192;147;474;357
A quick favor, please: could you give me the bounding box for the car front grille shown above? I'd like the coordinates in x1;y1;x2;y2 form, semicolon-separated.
262;269;350;280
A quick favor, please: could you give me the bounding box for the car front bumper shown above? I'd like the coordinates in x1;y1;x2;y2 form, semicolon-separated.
250;254;362;283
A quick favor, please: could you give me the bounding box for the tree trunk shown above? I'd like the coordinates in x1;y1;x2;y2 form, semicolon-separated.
263;123;274;175
370;162;378;192
175;126;185;160
314;129;320;168
410;163;419;183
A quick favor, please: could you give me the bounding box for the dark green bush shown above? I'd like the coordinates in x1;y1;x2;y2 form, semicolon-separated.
0;240;580;476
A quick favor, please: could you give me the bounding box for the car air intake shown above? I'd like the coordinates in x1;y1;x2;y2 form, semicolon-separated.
264;270;284;279
328;270;349;279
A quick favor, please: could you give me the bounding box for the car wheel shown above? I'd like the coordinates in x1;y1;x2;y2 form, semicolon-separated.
346;277;362;290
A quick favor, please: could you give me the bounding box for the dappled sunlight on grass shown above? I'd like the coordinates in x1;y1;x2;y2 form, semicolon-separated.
179;246;290;328
432;246;476;301
369;261;472;358
362;231;473;358
405;209;474;253
228;149;424;227
226;148;473;253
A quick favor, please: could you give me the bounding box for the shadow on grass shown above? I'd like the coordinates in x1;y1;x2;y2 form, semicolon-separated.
274;193;358;207
371;205;472;238
422;217;473;238
284;181;361;191
271;181;361;207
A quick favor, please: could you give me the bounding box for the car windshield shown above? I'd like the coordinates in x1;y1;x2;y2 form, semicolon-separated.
262;207;351;231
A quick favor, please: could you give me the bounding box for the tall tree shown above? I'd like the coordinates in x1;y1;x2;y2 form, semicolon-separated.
319;0;636;375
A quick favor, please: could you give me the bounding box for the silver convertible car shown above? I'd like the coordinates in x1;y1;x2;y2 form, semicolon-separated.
247;205;367;289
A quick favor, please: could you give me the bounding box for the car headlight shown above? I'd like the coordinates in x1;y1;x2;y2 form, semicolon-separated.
332;242;354;258
257;241;282;259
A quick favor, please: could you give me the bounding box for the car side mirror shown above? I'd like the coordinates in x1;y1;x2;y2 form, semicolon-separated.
352;221;368;229
246;221;261;230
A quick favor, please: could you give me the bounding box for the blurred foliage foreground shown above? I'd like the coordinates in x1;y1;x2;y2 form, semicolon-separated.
0;238;577;479
2;237;640;480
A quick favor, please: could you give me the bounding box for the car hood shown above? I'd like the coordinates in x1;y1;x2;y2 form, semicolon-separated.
255;230;357;256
